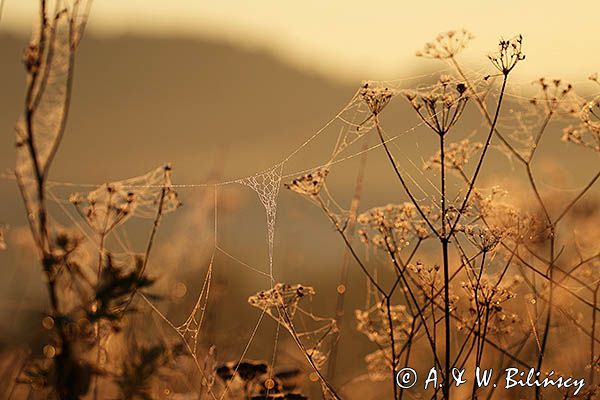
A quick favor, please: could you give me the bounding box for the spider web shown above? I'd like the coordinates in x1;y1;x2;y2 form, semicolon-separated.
238;162;284;279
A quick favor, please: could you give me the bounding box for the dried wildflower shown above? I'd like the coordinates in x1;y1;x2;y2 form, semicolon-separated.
403;76;469;135
355;303;413;347
470;188;541;246
248;283;316;322
409;262;458;309
530;77;577;114
562;96;600;152
415;29;475;59
460;276;520;335
463;224;503;252
581;96;600;134
425;138;483;172
461;276;518;310
284;168;329;197
359;81;396;115
488;35;525;74
357;203;433;253
70;165;181;234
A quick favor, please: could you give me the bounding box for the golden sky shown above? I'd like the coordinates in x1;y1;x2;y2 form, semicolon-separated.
2;0;599;85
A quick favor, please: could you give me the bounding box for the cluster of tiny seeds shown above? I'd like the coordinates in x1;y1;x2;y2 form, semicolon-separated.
462;224;504;252
561;95;600;152
355;303;413;347
403;75;469;135
284;168;329;197
488;35;526;74
424;138;483;171
248;283;316;319
357;203;431;252
359;81;396;115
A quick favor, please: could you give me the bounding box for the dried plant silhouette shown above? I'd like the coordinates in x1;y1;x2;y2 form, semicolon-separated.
1;3;599;400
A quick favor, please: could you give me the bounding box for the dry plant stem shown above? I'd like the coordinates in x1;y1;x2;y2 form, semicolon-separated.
319;190;443;396
327;139;368;382
96;190;169;397
278;305;342;400
441;240;450;399
391;245;506;376
451;56;599;227
470;252;487;400
92;187;120;400
399;319;418;400
451;57;599;339
375;114;455;397
450;74;508;234
526;166;554;400
452;239;516;373
383;241;444;377
386;296;399;400
14;2;91;398
484;334;532;400
438;131;452;400
593;284;600;385
373;117;441;240
508;246;599;310
316;196;386;296
140;185;167;276
387;239;424;296
554;170;600;225
23;0;51;252
449;57;526;164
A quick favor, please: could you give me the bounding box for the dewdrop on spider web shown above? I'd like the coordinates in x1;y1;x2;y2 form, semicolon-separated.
329;92;376;159
175;252;214;358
